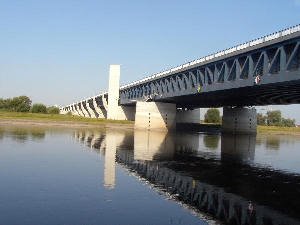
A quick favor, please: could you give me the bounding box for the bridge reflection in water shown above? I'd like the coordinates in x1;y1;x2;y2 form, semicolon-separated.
73;129;300;225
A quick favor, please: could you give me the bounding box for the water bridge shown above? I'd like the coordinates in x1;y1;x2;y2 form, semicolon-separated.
61;24;300;133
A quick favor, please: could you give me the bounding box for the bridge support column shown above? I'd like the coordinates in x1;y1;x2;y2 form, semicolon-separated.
135;101;176;131
107;65;120;120
106;65;135;121
222;107;257;134
79;103;89;117
85;100;96;118
92;97;106;119
176;108;201;124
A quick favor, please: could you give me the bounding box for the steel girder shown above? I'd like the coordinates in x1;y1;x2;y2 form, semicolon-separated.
120;37;300;108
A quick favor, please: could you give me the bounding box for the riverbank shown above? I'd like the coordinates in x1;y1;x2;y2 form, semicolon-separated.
1;112;300;135
257;125;300;135
0;111;134;129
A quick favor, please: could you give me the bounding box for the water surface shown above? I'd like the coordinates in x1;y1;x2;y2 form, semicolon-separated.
0;125;300;225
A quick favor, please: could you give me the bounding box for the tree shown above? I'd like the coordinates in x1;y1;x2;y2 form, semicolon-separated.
266;110;281;126
257;113;266;125
0;96;31;112
204;108;221;123
47;106;60;114
31;104;47;113
281;118;295;127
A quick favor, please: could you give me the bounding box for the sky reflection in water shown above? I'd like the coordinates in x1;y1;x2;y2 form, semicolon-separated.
0;125;300;225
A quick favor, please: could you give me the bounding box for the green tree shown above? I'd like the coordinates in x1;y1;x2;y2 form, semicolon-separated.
266;110;282;126
257;113;266;125
0;96;31;112
47;106;60;114
31;104;47;113
281;118;295;127
0;98;5;110
204;108;221;123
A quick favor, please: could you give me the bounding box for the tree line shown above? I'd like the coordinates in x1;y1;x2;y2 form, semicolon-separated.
204;108;296;127
0;96;59;114
257;110;295;127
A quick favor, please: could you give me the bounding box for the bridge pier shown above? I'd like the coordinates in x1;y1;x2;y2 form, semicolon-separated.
135;101;176;130
176;108;201;124
92;97;106;119
85;100;96;118
222;107;257;134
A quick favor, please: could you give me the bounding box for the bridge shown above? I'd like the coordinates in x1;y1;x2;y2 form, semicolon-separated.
61;24;300;133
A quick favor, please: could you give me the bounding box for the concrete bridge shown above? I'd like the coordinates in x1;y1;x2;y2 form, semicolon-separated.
61;24;300;133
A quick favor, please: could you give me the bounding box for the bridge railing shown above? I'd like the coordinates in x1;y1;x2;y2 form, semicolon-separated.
119;24;300;90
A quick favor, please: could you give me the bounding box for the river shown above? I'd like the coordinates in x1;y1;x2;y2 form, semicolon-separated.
0;124;300;225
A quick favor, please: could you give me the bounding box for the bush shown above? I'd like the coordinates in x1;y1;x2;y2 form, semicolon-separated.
281;118;295;127
31;104;47;113
16;103;31;112
266;110;281;126
47;106;60;114
0;96;31;112
257;113;266;125
204;108;221;123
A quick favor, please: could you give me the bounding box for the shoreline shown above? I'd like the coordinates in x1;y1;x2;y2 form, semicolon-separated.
0;118;134;130
1;117;300;136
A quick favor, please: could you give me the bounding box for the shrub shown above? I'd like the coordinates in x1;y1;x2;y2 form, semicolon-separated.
257;113;266;125
31;104;47;113
204;108;221;123
281;118;295;127
16;103;31;112
0;96;31;112
47;106;60;114
266;110;281;126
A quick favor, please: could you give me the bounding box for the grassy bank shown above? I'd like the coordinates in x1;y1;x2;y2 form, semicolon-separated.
0;111;133;125
257;125;300;135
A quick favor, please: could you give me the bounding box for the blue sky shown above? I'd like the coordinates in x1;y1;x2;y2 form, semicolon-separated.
0;0;300;121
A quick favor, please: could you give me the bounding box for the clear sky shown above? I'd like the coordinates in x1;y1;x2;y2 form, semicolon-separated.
1;0;300;122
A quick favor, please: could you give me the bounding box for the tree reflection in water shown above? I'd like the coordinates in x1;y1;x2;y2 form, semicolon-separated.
0;125;46;142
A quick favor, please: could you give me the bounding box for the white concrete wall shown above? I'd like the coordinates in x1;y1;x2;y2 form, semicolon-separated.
135;101;176;130
115;106;136;121
85;100;96;118
176;108;201;124
222;107;257;134
107;65;120;120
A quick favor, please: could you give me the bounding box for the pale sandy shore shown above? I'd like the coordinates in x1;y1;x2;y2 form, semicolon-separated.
0;118;134;130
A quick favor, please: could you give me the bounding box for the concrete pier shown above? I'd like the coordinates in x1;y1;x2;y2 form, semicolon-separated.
176;108;201;124
92;97;106;119
107;65;121;120
222;107;257;134
135;101;176;130
85;99;96;118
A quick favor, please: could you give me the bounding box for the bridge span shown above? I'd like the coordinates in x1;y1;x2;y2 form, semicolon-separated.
61;24;300;133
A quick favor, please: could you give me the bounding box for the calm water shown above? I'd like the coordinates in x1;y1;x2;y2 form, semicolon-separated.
0;125;300;225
